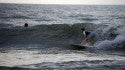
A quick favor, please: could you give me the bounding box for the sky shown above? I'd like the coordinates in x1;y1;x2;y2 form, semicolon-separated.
0;0;125;5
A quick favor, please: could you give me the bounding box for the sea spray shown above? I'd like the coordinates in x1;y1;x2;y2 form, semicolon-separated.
95;23;125;49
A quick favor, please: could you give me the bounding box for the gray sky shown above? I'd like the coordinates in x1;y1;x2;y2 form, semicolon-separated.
0;0;125;5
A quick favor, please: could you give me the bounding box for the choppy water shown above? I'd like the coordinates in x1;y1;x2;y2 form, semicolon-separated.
0;3;125;70
0;4;125;27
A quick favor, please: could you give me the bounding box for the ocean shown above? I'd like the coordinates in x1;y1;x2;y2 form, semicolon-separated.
0;3;125;70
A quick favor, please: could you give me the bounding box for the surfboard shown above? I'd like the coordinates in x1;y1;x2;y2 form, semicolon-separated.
70;44;88;49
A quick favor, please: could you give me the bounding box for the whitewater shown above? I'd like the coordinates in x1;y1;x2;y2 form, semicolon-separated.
0;4;125;70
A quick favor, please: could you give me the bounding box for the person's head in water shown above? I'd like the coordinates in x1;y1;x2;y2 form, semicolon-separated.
24;23;28;28
81;27;85;32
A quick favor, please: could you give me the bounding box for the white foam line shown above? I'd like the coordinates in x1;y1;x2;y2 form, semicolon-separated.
0;50;125;67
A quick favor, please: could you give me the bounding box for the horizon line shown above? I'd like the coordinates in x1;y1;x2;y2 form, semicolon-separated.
0;3;125;5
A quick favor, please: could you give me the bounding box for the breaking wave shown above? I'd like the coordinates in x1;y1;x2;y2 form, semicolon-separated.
0;23;125;50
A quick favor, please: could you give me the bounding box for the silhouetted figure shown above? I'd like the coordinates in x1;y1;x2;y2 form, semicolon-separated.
24;23;28;30
24;23;28;27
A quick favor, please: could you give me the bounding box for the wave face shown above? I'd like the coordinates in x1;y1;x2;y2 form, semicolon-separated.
0;23;125;50
0;23;96;49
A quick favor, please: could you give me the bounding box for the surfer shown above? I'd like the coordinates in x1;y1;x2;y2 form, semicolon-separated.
24;23;28;30
24;23;28;27
81;27;95;46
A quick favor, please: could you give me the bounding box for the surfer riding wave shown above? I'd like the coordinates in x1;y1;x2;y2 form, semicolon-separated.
81;27;96;46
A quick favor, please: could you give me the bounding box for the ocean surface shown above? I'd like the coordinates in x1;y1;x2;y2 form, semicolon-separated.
0;3;125;70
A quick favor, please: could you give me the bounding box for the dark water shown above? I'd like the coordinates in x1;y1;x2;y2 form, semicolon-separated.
0;4;125;70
